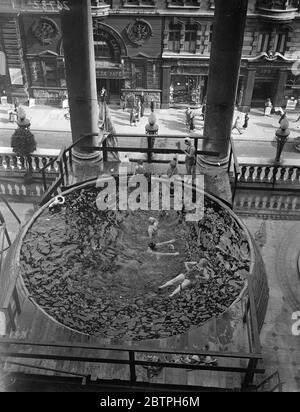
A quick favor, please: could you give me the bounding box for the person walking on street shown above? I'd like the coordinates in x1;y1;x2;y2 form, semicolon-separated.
120;94;126;110
264;98;273;116
185;107;191;130
232;116;243;134
136;99;141;122
189;109;195;132
100;86;107;103
150;99;155;113
130;106;137;126
243;112;249;129
279;111;288;126
140;92;145;117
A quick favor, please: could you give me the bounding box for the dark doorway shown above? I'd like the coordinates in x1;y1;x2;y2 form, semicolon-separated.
252;80;275;107
96;79;121;104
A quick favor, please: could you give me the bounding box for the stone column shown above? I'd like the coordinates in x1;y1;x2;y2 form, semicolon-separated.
161;65;171;109
273;69;288;107
61;0;99;160
199;0;249;203
240;67;256;113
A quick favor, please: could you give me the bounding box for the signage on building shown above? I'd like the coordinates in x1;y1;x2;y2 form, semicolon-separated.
96;69;123;79
9;68;23;85
12;0;70;12
286;98;297;111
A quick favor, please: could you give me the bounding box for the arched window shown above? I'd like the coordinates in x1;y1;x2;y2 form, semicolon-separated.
94;40;112;59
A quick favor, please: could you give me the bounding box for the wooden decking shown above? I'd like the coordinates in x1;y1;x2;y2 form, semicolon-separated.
0;272;254;390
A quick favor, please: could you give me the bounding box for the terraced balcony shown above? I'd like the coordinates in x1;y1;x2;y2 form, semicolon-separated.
91;0;111;16
257;0;300;21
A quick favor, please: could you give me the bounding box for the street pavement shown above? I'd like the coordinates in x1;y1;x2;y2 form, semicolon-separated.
1;103;300;162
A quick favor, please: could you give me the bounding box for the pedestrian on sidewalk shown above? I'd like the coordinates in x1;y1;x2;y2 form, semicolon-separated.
140;92;145;117
232;116;243;134
100;86;107;103
264;98;273;116
136;99;141;122
150;98;155;113
189;109;196;132
120;94;126;111
185;107;191;130
1;90;7;105
279;111;288;126
200;97;206;121
130;106;138;126
243;112;249;129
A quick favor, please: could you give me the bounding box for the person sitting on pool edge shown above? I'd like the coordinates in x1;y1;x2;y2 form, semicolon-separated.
158;257;210;297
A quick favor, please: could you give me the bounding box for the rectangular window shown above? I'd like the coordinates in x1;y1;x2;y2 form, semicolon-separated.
168;24;181;52
122;0;156;6
275;33;287;53
257;33;270;52
167;0;200;7
184;24;197;53
91;0;111;6
134;65;146;88
29;58;65;87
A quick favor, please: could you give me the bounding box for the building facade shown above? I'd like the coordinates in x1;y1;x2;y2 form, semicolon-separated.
1;0;300;111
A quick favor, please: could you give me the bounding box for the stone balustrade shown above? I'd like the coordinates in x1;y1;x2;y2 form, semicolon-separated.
0;180;44;200
235;192;300;214
237;161;300;187
0;147;60;175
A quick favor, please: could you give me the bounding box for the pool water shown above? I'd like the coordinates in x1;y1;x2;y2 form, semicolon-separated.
20;187;250;341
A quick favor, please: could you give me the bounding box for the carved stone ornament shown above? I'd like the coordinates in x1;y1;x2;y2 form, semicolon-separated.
31;18;59;45
125;19;152;46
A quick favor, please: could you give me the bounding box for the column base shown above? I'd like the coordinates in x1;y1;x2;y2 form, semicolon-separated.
238;105;251;113
197;156;232;205
72;152;102;183
72;149;101;162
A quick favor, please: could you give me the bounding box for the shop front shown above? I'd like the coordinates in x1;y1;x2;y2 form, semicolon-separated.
162;61;209;108
170;74;207;106
95;64;125;104
93;20;127;104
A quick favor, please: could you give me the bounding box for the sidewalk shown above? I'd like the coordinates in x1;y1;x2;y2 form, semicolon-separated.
1;103;300;146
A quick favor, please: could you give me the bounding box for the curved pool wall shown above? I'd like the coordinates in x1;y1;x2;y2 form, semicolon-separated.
4;179;269;347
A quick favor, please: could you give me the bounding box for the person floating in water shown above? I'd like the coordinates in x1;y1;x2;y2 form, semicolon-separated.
158;258;210;297
147;217;179;256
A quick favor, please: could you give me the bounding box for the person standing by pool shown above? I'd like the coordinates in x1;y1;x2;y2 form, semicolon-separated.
182;137;196;175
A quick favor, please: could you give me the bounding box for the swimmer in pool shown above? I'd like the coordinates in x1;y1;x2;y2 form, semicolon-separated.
147;216;179;256
158;258;210;297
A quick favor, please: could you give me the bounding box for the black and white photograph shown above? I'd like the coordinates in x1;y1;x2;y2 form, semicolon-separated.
0;0;299;395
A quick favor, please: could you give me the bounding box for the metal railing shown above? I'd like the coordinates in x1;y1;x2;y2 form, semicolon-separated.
38;132;220;206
